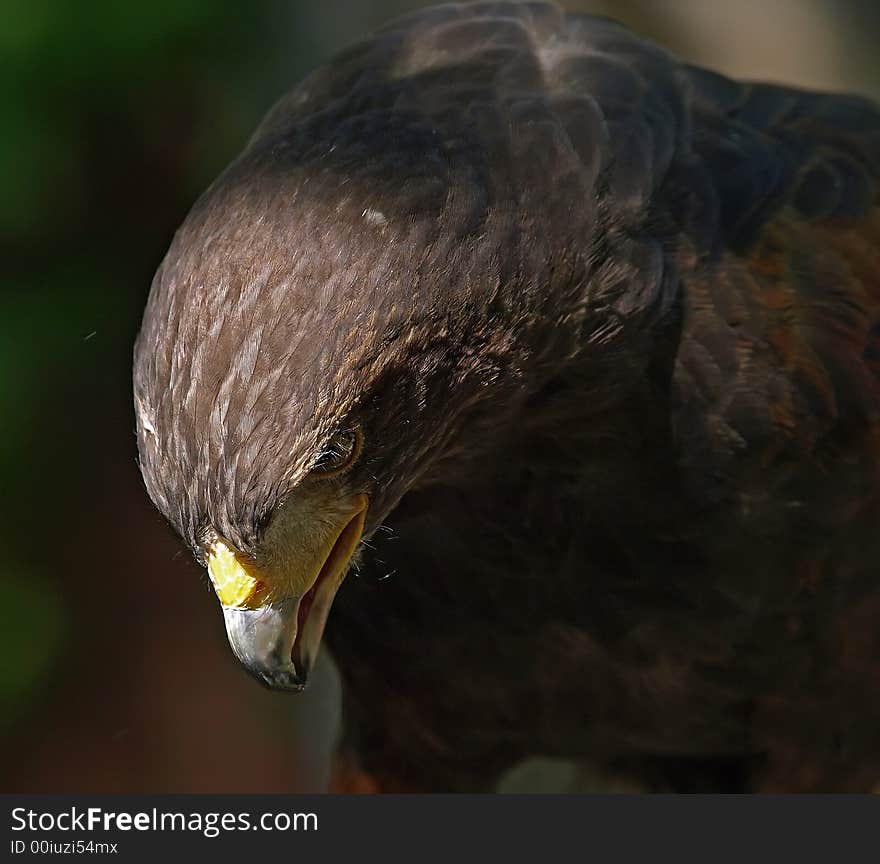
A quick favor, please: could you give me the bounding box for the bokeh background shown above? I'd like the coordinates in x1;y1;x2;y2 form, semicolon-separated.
3;0;879;792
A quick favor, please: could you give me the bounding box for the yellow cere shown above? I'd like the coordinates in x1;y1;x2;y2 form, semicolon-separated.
207;539;263;608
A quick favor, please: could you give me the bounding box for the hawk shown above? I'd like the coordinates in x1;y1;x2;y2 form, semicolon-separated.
133;2;880;791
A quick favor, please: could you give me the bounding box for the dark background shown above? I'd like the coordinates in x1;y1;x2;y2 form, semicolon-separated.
3;0;879;792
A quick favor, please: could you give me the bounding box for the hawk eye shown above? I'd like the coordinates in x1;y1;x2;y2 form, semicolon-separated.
313;427;362;476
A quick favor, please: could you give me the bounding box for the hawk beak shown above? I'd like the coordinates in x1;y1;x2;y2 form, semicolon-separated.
207;495;368;691
221;598;305;691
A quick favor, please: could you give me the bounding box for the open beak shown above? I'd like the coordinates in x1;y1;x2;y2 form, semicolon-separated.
207;494;368;691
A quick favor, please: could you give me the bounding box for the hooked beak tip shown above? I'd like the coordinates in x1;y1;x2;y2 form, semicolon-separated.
222;600;309;692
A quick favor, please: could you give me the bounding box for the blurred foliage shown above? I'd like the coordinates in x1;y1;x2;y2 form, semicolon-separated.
0;571;63;718
0;0;877;791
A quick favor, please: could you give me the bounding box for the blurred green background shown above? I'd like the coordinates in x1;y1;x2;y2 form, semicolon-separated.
2;0;878;792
